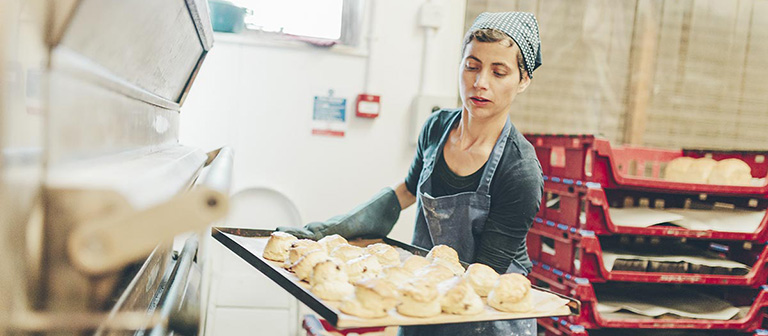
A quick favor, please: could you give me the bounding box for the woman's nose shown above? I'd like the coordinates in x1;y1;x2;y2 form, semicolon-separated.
474;71;489;90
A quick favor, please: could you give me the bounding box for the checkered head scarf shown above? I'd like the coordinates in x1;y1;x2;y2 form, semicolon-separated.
468;12;542;77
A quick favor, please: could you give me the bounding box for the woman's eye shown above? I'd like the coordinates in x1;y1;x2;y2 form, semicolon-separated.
494;71;507;77
465;65;478;70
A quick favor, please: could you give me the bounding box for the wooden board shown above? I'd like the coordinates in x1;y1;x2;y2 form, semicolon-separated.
212;228;580;329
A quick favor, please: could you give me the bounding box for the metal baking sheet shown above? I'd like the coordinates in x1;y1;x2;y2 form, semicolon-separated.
212;227;580;328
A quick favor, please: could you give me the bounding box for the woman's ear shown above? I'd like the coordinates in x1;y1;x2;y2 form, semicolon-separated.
517;72;531;93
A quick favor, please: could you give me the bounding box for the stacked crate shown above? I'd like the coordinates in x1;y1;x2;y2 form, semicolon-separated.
524;134;768;336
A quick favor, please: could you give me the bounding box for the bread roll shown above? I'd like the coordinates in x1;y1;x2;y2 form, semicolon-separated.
664;157;696;182
679;157;717;184
309;258;348;286
381;265;413;288
432;257;465;276
414;263;454;283
311;281;354;301
402;255;430;273
463;263;500;297
330;244;365;262
310;259;353;301
290;249;329;281
346;254;383;283
426;245;460;263
283;241;323;269
366;243;401;267
340;278;400;318
487;273;532;313
438;277;484;315
396;278;441;318
262;232;298;262
708;158;752;186
318;234;348;254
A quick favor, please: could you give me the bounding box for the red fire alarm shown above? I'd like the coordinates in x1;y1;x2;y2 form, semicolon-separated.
355;94;381;118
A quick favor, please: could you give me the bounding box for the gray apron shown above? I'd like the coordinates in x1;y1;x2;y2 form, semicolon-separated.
399;113;537;336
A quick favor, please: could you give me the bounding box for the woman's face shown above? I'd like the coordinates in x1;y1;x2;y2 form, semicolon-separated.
459;39;530;120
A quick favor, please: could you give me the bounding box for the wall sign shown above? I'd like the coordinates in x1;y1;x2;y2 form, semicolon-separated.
312;90;346;137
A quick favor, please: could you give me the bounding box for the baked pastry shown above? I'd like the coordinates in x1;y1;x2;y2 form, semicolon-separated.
397;278;441;318
401;255;430;273
680;157;717;184
283;241;323;269
309;258;348;286
290;249;329;281
330;244;365;262
310;259;354;301
708;158;752;186
318;234;348;254
414;263;455;283
262;231;298;262
664;157;696;182
340;278;400;318
432;257;465;276
487;273;532;313
380;265;413;288
366;243;401;267
463;263;500;297
439;276;484;315
426;245;460;263
345;254;383;283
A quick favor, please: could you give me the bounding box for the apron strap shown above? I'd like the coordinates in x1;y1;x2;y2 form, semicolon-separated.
477;117;512;195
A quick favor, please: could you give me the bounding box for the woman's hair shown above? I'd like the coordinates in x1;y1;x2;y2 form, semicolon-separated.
462;28;527;81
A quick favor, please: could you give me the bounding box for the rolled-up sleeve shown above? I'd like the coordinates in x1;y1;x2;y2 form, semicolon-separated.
474;159;543;274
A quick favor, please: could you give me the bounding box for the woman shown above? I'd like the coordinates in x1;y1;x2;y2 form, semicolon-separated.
279;12;543;336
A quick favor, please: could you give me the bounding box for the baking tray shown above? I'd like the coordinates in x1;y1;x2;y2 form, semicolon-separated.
212;227;580;328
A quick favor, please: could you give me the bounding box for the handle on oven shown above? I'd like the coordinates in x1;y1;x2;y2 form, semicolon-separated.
67;147;233;275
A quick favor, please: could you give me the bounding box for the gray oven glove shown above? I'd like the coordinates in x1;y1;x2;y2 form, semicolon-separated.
276;188;401;241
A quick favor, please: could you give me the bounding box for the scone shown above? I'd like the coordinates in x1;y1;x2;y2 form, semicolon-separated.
487;273;532;313
318;234;348;254
664;157;696;182
414;263;454;283
290;249;329;281
366;243;401;267
283;239;323;268
426;245;460;263
708;158;753;186
262;231;298;262
310;259;353;301
284;246;319;269
681;157;717;184
311;281;354;301
346;254;383;283
402;255;430;273
438;277;484;315
340;278;400;318
432;257;465;276
397;278;441;318
380;265;413;288
309;258;348;286
463;263;500;297
330;244;365;262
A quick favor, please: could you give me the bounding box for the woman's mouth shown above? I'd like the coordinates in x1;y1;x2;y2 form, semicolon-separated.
469;96;491;106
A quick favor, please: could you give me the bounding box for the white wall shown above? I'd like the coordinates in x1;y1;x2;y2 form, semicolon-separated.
181;0;466;243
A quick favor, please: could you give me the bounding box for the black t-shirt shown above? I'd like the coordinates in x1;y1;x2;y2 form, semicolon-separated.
404;109;543;273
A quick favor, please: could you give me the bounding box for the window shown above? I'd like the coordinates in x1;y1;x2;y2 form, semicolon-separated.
230;0;364;46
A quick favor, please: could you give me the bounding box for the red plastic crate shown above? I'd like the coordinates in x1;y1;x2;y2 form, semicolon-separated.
528;264;768;331
524;134;768;197
527;224;768;287
538;317;768;336
541;180;768;242
583;187;768;242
